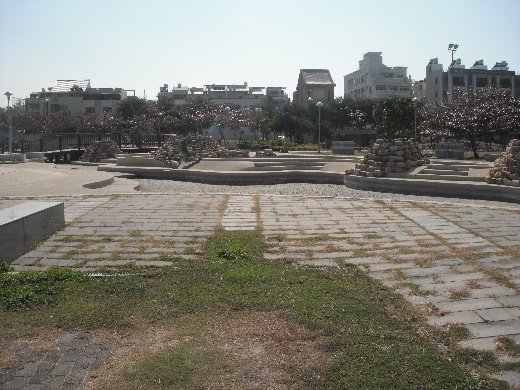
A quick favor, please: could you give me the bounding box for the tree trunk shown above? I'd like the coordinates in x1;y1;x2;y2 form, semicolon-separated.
470;138;479;159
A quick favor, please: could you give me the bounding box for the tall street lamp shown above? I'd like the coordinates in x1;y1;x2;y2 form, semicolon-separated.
413;97;418;141
316;101;323;153
4;91;13;154
448;43;459;65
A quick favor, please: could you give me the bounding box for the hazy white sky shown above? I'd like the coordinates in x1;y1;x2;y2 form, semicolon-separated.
1;0;520;106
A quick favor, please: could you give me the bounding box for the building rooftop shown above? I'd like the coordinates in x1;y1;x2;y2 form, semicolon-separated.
300;69;335;85
51;79;91;92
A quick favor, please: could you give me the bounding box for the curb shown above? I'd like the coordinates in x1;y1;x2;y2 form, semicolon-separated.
344;175;520;203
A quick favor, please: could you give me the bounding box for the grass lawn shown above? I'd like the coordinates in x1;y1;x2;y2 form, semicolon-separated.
0;229;513;389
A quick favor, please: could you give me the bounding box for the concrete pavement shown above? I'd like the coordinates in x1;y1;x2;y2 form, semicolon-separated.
1;162;520;388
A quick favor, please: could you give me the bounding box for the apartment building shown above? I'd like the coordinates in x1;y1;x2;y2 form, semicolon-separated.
158;82;289;107
25;80;127;115
425;57;519;104
344;52;412;100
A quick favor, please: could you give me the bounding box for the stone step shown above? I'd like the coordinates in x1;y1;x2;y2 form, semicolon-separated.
253;161;326;167
247;165;324;171
421;168;469;176
412;173;485;182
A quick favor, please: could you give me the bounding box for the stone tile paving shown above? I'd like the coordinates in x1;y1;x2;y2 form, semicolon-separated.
0;332;113;390
11;194;226;272
3;193;520;387
221;195;258;231
259;195;520;385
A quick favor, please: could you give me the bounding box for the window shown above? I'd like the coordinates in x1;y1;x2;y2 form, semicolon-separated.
85;107;95;114
453;76;465;87
500;78;511;88
103;107;113;113
376;85;386;91
476;78;488;87
435;77;438;85
388;85;398;91
400;86;410;92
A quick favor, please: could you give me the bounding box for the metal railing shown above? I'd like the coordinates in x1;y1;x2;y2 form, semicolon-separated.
16;133;169;153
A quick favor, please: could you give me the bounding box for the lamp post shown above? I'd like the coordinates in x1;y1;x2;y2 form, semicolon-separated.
413;97;418;141
448;43;459;65
316;101;323;153
4;91;13;154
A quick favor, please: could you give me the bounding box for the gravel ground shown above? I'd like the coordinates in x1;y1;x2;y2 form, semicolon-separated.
138;179;520;210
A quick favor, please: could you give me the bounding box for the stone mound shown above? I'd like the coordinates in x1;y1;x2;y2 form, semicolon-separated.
349;138;429;177
486;139;520;187
152;135;249;169
81;140;121;162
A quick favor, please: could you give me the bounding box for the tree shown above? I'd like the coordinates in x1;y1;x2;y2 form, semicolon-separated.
373;96;415;139
182;97;216;135
250;108;271;140
421;86;520;158
116;97;149;120
214;104;248;141
271;104;313;143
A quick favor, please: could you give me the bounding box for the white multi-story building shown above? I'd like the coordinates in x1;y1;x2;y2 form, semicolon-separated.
344;52;412;100
25;80;128;116
424;57;519;104
158;82;289;107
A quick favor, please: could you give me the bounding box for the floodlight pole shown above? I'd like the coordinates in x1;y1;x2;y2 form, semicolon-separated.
316;101;323;153
413;97;418;141
448;43;459;65
4;91;13;154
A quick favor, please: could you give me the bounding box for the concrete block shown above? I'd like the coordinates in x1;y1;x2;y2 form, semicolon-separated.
331;141;355;155
0;153;25;162
0;202;65;263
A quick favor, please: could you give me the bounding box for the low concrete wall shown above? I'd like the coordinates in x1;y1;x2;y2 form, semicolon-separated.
26;152;46;160
0;153;25;163
344;175;520;203
116;153;168;167
99;165;345;185
0;202;65;263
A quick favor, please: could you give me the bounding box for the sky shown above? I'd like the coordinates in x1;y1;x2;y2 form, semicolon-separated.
1;0;520;107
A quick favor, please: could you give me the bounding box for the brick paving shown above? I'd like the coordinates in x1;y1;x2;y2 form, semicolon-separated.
2;193;520;388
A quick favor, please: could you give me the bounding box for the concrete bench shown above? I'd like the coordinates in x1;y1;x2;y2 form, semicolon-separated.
331;141;355;155
0;202;65;263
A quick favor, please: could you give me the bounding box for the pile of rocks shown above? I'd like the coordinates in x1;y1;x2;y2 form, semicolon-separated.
349;138;429;177
152;135;249;169
486;139;520;186
81;140;121;162
255;149;275;157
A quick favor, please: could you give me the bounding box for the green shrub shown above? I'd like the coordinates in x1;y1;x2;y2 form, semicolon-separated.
0;261;13;273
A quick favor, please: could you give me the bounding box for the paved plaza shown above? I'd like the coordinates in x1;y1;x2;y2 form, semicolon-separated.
1;163;520;388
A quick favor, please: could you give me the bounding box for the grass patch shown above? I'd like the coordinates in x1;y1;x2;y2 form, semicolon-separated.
129;229;142;237
117;346;220;390
0;229;508;389
0;268;88;310
496;337;520;357
449;289;471;300
298;233;331;243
